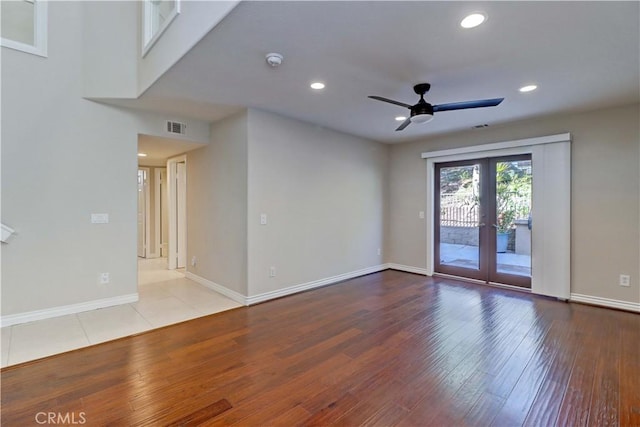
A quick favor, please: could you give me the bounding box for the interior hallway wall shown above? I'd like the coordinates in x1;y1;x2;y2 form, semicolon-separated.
186;111;249;296
246;109;388;297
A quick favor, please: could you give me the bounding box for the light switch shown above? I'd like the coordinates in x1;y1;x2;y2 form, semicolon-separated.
91;213;109;224
419;211;425;219
260;213;267;225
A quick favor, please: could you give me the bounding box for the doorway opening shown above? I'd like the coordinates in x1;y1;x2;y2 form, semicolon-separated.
434;155;532;288
137;134;199;288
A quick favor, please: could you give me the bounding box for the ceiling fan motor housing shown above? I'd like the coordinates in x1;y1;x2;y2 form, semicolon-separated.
411;101;434;123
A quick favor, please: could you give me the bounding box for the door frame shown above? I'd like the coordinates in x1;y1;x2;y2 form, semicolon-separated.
167;155;187;270
423;133;571;299
154;167;167;257
138;167;151;258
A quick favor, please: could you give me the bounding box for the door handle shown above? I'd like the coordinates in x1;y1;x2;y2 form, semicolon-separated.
479;223;486;227
491;224;498;228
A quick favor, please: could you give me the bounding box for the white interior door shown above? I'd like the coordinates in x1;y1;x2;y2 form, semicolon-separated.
137;168;149;258
176;162;187;268
168;156;187;270
156;168;169;258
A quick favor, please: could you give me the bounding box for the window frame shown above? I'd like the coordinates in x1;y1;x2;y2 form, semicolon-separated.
141;0;180;58
1;0;48;58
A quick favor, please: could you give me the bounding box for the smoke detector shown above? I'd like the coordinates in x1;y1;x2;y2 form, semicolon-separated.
265;53;284;67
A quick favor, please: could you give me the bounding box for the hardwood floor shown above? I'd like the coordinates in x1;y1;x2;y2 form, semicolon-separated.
2;270;639;426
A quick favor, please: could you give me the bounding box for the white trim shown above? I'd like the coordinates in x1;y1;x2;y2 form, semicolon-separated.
0;0;47;57
421;133;571;159
424;133;572;299
570;293;640;313
187;265;391;306
1;293;139;327
246;264;390;305
387;263;429;276
1;223;16;243
185;272;248;305
141;0;180;57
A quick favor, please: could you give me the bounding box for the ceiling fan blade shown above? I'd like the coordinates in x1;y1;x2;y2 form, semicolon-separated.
368;96;412;109
395;117;412;131
433;98;504;112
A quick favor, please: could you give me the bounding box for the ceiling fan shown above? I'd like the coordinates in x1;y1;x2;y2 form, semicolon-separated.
368;83;504;131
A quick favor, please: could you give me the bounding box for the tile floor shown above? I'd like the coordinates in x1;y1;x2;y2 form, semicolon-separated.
1;258;242;368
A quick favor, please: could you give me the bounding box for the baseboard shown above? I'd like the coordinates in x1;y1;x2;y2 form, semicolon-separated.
185;272;248;305
387;263;429;276
246;264;390;305
186;264;414;307
1;293;139;327
570;293;640;313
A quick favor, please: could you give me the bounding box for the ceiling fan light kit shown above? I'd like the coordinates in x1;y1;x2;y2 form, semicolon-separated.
368;82;504;131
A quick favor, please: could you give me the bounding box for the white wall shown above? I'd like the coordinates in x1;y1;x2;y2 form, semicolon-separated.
83;1;240;98
138;0;240;95
186;111;248;295
246;109;388;297
185;109;388;301
83;1;138;98
1;1;211;321
1;2;140;316
388;104;640;305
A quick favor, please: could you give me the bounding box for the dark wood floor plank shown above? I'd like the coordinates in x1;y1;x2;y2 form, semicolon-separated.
620;323;640;426
1;270;638;426
489;320;570;426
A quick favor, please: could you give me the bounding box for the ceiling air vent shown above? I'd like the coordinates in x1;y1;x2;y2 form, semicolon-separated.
166;120;187;135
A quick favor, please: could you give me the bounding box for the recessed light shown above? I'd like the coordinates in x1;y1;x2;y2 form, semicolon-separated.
395;116;407;121
138;153;147;157
461;13;486;29
310;82;325;90
519;84;538;92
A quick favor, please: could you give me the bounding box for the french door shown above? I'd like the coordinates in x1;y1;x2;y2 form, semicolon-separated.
434;155;532;288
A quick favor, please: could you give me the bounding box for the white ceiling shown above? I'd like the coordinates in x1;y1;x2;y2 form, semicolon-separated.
133;1;639;144
137;134;206;166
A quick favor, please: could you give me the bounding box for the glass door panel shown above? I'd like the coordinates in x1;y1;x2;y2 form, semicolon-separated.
489;156;532;287
434;160;487;281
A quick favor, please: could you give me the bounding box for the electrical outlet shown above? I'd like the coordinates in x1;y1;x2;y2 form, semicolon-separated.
419;211;425;219
260;214;267;225
91;213;109;224
619;274;630;287
191;256;197;267
269;266;276;278
99;272;110;284
377;248;381;256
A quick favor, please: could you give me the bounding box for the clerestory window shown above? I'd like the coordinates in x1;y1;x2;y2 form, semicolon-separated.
1;0;47;57
142;0;180;57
